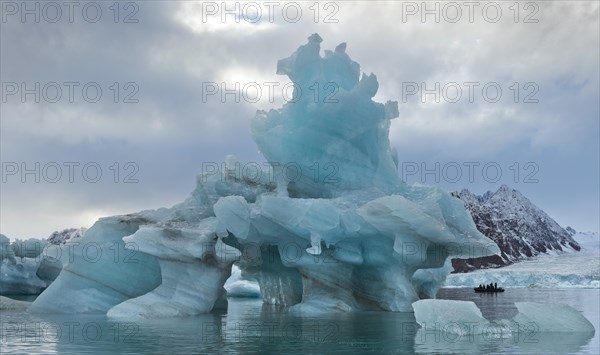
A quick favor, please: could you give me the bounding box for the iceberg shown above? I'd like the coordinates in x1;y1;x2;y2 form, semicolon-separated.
29;34;499;316
412;299;490;334
512;302;596;333
0;229;88;295
412;299;595;354
1;235;47;295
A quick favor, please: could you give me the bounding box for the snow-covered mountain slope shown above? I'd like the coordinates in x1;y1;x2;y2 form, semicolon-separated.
568;228;599;249
450;185;580;272
445;230;599;288
47;227;87;245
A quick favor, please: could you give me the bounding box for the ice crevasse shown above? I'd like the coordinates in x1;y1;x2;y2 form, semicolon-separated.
29;34;500;317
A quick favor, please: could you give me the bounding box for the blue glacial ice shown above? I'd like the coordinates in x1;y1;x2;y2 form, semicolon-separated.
412;299;595;334
107;219;240;318
411;299;595;354
29;216;162;313
1;235;48;295
0;229;90;295
29;34;501;316
512;302;596;333
224;265;261;298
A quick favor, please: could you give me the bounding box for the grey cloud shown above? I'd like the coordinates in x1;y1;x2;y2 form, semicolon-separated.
1;1;598;237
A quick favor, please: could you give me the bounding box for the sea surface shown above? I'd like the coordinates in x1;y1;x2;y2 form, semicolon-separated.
1;288;598;354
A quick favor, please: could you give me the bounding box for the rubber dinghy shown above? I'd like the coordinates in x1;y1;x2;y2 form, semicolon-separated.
474;286;505;293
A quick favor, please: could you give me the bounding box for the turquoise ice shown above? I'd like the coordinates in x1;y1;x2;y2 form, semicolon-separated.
29;35;500;317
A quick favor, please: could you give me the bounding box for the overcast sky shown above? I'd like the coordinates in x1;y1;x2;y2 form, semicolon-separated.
1;1;598;238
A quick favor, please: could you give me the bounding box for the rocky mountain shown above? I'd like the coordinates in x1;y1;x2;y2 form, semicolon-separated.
566;226;577;236
450;185;580;272
47;227;87;245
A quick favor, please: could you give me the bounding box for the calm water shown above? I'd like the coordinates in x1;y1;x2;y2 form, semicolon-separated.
1;288;598;354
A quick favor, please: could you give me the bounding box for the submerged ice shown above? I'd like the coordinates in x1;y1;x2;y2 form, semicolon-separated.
29;34;500;317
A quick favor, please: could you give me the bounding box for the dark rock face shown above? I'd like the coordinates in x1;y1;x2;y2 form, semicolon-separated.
451;185;580;273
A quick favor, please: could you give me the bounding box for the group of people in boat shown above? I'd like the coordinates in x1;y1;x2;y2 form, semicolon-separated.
481;283;498;291
474;283;504;292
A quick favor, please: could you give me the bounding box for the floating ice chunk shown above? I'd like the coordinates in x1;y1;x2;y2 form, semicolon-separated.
0;296;31;311
1;234;87;295
1;235;47;295
412;300;596;335
0;257;46;295
512;302;595;333
224;265;261;298
412;299;490;334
